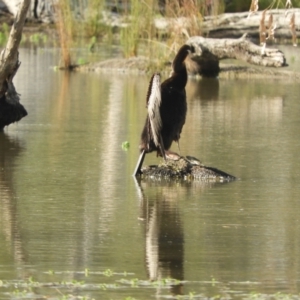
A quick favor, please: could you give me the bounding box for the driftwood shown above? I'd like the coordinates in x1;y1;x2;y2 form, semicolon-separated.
201;9;300;39
186;35;287;77
0;0;29;130
138;155;236;182
153;8;300;39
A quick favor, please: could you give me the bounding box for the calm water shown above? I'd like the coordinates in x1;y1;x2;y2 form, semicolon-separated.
0;47;300;300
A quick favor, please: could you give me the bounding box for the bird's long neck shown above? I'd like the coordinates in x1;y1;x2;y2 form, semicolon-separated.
172;45;190;73
168;45;190;89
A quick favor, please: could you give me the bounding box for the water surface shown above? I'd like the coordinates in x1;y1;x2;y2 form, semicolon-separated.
0;47;300;299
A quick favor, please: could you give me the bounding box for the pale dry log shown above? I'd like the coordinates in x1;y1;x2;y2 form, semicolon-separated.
186;35;287;77
0;0;30;130
201;9;300;39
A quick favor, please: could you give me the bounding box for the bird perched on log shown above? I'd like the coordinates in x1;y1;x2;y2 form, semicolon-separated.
133;44;192;176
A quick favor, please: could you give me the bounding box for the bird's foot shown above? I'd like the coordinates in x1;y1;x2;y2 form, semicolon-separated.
165;150;182;161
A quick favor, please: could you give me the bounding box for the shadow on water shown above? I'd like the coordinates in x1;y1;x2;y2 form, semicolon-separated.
134;176;232;298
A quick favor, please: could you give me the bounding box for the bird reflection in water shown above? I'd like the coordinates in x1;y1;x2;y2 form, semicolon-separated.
135;178;185;297
133;45;192;176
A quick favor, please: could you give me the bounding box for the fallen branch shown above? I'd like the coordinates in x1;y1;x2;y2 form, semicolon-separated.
186;35;287;77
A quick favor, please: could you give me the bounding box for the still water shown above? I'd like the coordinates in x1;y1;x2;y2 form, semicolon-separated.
0;47;300;299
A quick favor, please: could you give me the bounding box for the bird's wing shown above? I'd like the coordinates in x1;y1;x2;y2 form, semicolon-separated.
147;73;162;148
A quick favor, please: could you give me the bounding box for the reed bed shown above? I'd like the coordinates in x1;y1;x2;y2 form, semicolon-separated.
53;0;299;70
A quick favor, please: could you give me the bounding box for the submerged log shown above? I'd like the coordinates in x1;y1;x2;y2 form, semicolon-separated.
138;155;236;182
0;0;29;130
186;35;287;77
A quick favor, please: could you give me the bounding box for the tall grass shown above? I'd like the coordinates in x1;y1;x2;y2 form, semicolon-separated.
83;0;106;37
52;0;298;71
53;0;213;66
120;0;146;57
119;0;209;61
55;0;73;69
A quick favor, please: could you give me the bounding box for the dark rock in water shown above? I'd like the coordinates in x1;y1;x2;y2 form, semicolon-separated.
139;155;236;182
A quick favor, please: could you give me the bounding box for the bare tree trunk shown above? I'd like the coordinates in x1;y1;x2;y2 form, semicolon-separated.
0;0;30;130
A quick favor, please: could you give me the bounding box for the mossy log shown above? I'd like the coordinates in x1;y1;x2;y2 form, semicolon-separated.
0;0;29;130
138;155;236;182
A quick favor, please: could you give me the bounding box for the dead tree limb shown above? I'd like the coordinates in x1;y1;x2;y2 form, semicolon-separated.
186;35;287;77
0;0;30;130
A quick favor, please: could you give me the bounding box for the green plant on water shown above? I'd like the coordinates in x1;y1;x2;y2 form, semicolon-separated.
103;268;114;277
211;276;216;287
122;141;130;151
99;283;107;290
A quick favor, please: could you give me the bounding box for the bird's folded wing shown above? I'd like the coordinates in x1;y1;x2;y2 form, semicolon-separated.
147;73;162;147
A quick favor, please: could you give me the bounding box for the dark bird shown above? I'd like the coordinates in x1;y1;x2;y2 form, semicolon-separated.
133;44;191;176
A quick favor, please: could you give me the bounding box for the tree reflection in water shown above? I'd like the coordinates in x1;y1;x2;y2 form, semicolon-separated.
0;133;27;265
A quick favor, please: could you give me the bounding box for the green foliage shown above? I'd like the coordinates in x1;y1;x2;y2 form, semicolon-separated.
0;23;9;46
29;33;48;44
